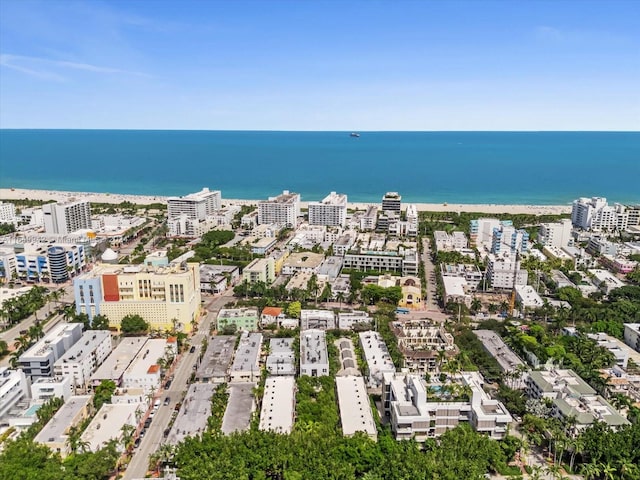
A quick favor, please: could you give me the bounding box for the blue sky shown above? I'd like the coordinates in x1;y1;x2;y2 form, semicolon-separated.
0;0;638;130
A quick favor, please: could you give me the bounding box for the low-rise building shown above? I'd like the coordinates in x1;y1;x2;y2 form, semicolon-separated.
243;236;278;255
260;306;285;327
0;368;30;418
587;333;640;370
53;330;112;389
259;376;296;434
30;376;72;402
229;332;262;382
242;257;276;285
474;330;526;386
19;322;84;378
335;375;377;439
526;368;629;430
81;402;143;453
90;337;148;387
195;336;236;383
337;310;371;330
300;329;329;377
199;265;240;294
442;276;471;308
624;323;640;353
300;309;336;330
515;285;544;309
266;338;296;376
589;269;627;294
34;395;92;458
166;383;216;445
217;308;259;332
358;331;396;388
392;320;456;374
122;339;174;394
383;371;512;441
281;252;324;275
486;253;528;289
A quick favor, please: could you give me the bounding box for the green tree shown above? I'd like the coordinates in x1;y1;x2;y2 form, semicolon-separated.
287;301;301;319
120;314;149;334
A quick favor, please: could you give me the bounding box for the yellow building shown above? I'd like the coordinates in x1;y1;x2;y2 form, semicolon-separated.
74;262;201;333
242;257;276;284
377;274;423;309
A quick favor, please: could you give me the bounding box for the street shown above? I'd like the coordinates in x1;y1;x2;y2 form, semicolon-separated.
123;291;232;479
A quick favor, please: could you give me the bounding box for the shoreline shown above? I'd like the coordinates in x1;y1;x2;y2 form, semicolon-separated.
0;188;572;215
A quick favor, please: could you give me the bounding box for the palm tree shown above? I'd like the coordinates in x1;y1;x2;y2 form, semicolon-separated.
120;423;136;452
470;298;482;314
600;462;617;480
336;292;345;309
580;460;601;480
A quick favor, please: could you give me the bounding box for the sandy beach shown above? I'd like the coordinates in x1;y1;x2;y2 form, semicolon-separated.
0;188;571;215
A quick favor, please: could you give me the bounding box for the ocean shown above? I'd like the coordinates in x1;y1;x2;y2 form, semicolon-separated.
0;130;638;205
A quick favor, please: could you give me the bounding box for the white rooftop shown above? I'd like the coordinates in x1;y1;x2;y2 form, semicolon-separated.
259;376;296;434
91;337;147;383
124;339;168;378
55;330;111;366
81;402;142;452
34;395;92;446
335;376;377;439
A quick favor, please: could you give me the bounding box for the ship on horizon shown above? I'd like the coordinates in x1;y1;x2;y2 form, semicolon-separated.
350;132;360;137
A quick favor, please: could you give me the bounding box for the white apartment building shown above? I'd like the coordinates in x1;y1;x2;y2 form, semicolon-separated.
623;323;640;353
19;323;84;378
308;192;347;227
0;201;17;224
433;231;468;252
242;257;276;285
266;338;296;376
54;330;112;389
0;368;30;418
300;309;336;330
491;225;529;254
515;285;544;308
43;199;91;234
360;205;378;231
470;218;505;247
81;402;143;453
300;329;329;377
230;332;263;382
336;375;377;440
571;197;629;231
34;395;92;458
258;191;300;227
358;331;396;388
9;243;87;284
259;376;296;434
30;376;72;402
486;253;528;289
383;372;512;441
122;338;175;394
337;311;371;330
526;368;629;429
538;219;573;248
589;269;626;294
90;337;148;387
167;187;221;220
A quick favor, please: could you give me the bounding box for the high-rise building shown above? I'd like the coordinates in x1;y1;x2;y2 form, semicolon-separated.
0;202;17;225
381;192;402;213
571;197;629;231
43;199;91;234
486;253;528;289
538;219;573;248
491;225;529;254
167;188;221;220
308;192;347;227
258;191;300;227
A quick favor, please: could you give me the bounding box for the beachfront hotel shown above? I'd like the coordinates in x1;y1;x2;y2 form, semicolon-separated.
167;187;221;220
308;191;348;227
43;199;92;235
73;262;201;333
258;190;300;227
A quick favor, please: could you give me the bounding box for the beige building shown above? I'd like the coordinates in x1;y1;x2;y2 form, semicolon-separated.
242;257;276;285
74;262;201;333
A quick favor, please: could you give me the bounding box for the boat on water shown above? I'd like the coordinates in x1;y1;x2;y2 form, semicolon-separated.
350;132;360;137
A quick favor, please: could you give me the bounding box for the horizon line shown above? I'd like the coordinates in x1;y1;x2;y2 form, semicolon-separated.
1;128;639;133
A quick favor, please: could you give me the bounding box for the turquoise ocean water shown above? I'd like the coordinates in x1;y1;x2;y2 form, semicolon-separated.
0;130;638;204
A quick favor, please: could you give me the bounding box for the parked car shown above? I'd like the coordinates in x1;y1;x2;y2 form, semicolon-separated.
164;396;170;406
134;437;141;448
165;379;172;389
144;418;152;428
189;345;196;353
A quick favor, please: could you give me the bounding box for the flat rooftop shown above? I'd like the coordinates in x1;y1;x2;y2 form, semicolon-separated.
81;402;142;452
336;376;377;439
21;322;81;360
196;336;235;381
231;333;262;373
474;330;525;373
259;376;296;434
55;330;111;365
358;331;395;384
221;383;255;434
167;383;216;445
91;337;147;384
123;338;167;378
34;395;92;446
300;329;328;367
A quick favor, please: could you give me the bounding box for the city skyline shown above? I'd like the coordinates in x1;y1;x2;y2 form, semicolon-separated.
0;0;639;131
